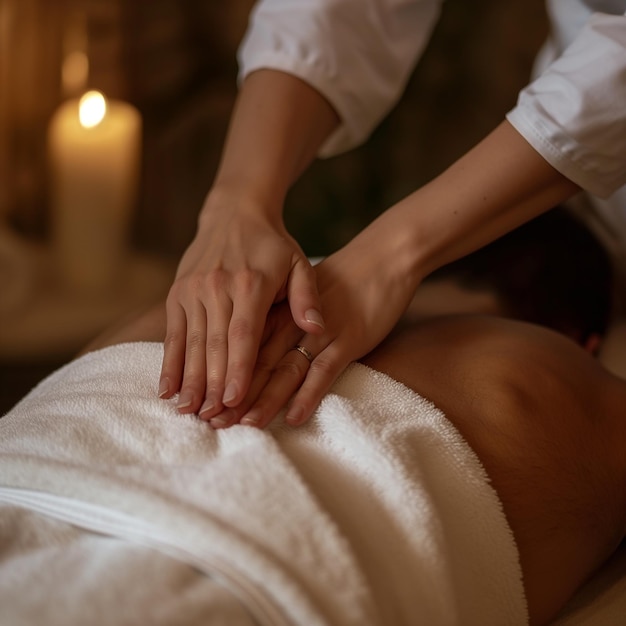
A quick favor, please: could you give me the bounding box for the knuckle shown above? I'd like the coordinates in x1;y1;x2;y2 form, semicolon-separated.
206;332;227;357
204;381;218;395
275;359;306;380
229;317;254;343
181;370;205;393
186;329;206;354
234;268;261;294
201;268;227;293
172;273;202;296
308;356;335;378
182;364;207;389
175;269;228;297
163;330;184;349
166;279;185;300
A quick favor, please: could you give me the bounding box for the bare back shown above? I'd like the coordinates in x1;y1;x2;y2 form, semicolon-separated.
86;306;626;624
362;315;626;626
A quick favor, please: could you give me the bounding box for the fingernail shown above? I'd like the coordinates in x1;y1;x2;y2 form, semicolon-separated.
210;416;229;429
198;400;216;419
305;309;325;330
177;390;194;411
158;378;169;398
210;409;235;429
222;382;238;405
285;406;303;425
240;410;261;427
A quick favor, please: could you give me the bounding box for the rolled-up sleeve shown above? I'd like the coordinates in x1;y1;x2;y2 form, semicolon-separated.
507;12;626;198
238;0;443;156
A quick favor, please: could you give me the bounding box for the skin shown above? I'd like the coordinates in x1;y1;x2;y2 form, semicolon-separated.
84;308;626;626
363;316;626;626
160;70;338;418
162;67;579;432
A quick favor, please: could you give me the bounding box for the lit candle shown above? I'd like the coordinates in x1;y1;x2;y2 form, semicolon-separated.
48;90;141;294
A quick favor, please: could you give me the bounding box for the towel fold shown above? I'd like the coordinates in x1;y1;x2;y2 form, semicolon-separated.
0;342;527;625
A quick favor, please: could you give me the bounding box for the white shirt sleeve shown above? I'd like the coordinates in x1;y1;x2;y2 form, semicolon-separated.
238;0;443;157
506;12;626;198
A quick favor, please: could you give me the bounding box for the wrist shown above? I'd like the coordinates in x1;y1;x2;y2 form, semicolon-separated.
208;70;339;218
389;121;580;280
204;172;289;219
355;203;427;291
198;185;285;231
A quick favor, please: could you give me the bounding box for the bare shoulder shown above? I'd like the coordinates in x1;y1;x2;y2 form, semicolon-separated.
362;315;625;625
363;314;611;421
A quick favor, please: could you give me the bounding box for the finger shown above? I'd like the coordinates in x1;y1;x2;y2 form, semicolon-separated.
288;258;325;334
222;276;275;408
208;308;302;428
159;298;187;399
197;294;233;420
259;300;295;346
176;302;209;415
284;342;348;426
239;340;318;429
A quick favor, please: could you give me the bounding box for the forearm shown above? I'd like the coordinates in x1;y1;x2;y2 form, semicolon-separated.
385;120;580;282
239;0;443;155
208;69;340;219
165;75;335;416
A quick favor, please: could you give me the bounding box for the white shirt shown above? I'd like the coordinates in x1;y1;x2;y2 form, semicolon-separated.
238;0;444;156
239;1;626;229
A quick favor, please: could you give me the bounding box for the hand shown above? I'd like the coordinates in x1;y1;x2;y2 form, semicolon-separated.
158;191;325;417
207;211;422;429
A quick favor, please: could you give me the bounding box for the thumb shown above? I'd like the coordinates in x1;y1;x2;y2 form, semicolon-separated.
288;258;325;334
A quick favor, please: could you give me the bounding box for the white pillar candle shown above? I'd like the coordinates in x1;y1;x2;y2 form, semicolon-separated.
48;90;141;294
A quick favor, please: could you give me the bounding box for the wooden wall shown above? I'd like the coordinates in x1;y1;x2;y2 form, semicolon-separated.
0;0;67;233
1;0;548;257
0;0;548;415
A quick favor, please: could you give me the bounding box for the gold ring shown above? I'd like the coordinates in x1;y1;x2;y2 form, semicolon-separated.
293;345;314;363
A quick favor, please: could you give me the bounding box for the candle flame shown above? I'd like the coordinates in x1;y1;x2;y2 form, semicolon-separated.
79;91;106;128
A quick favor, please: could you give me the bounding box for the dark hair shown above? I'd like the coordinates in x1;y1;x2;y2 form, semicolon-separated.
432;206;615;343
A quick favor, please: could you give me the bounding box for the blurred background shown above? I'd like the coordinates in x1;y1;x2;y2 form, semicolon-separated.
0;0;547;413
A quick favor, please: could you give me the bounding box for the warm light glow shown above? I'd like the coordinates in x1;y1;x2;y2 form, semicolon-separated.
62;51;89;95
79;91;106;128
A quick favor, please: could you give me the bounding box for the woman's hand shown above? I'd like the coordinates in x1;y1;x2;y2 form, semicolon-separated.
205;209;423;429
157;70;340;417
203;119;580;430
158;191;325;418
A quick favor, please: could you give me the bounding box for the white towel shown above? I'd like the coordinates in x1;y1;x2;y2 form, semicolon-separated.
0;342;527;625
0;503;259;626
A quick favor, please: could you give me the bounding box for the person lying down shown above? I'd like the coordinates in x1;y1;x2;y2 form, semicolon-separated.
1;300;626;626
0;207;622;626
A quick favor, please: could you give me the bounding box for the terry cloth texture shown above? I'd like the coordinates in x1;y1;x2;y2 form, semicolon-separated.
0;342;527;626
